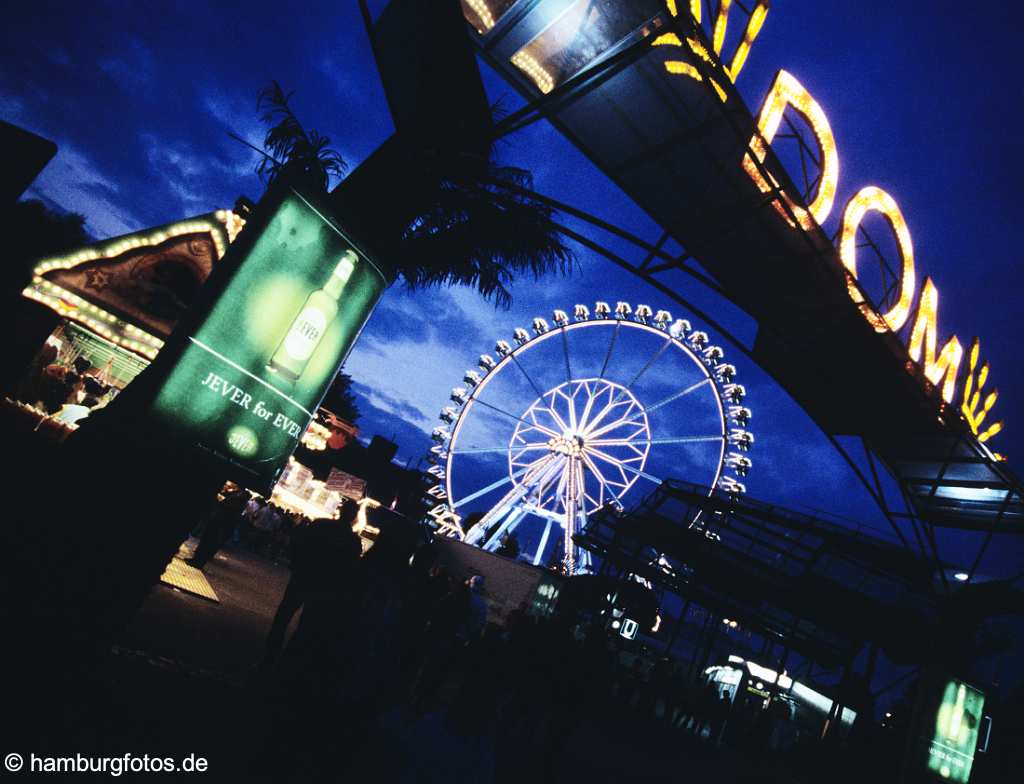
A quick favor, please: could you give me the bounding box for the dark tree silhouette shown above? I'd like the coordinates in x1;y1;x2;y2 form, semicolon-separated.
6;199;90;294
389;151;574;308
2;200;93;390
253;82;575;308
321;371;360;423
255;81;346;193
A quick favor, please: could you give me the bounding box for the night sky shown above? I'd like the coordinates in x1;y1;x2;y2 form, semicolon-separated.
4;2;1023;594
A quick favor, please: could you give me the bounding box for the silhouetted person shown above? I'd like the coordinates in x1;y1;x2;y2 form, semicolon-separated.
412;575;476;714
17;339;57;406
243;494;262;524
695;682;719;737
40;364;73;413
463;574;488;641
496;532;519;559
46;392;101;427
263;502;361;667
260;503;368;783
187;488;247;570
249;500;283;556
713;692;732;746
396;542;440;692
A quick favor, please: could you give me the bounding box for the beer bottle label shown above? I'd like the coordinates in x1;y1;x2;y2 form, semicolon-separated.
282;306;328;362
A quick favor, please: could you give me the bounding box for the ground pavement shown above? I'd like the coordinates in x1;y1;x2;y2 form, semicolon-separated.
56;542;787;783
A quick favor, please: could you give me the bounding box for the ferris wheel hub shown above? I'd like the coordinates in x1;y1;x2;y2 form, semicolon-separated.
548;432;585;457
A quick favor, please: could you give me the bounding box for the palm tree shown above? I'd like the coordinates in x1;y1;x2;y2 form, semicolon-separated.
255;81;346;193
254;82;575;307
383;150;574;309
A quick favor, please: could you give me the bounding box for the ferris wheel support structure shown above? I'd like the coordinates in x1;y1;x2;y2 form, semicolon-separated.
425;302;754;574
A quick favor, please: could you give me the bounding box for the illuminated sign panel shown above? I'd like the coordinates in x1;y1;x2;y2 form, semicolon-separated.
464;1;1006;450
151;189;387;491
749;100;981;410
745;68;1004;434
926;679;984;783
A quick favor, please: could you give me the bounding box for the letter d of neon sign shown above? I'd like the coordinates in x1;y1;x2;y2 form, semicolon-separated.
742;70;839;231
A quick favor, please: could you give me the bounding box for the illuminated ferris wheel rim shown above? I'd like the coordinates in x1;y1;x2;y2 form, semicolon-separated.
426;303;755;541
447;318;725;514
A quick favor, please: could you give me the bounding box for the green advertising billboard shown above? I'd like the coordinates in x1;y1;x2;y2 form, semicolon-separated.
926;679;985;783
150;187;388;491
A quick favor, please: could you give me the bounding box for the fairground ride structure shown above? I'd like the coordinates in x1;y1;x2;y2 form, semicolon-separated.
424;302;753;574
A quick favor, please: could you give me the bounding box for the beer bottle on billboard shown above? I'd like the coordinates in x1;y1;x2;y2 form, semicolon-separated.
268;251;356;381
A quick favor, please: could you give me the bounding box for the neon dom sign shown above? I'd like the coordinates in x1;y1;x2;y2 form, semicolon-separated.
655;1;1003;447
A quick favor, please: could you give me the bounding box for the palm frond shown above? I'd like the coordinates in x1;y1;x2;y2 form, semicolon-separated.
395;161;576;308
255;80;346;192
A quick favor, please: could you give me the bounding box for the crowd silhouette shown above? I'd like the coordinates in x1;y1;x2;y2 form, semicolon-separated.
178;496;900;783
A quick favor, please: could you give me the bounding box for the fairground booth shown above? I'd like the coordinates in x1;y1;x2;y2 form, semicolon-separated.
4;203;381;514
7;206;245;438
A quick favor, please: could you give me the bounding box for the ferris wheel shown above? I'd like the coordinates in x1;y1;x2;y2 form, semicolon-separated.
424;301;753;574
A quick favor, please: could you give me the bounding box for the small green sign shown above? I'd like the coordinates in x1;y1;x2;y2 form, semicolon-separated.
151;187;387;491
926;679;985;783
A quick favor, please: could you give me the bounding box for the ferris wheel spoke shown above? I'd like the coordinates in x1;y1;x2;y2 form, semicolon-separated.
584;400;646;440
511;354;547;401
561;326;572;385
605;422;650;444
576;380;600;432
599;320;621;380
624;336;673;392
453;443;547;456
473;397;561;439
581;382;708;442
566;385;579;432
581;451;626;506
594;336;672;414
452;462;541;509
586;446;664;485
542;402;572;435
589;435;724;447
583;450;631;491
579;389;639;438
512;448;557;474
645;377;713;413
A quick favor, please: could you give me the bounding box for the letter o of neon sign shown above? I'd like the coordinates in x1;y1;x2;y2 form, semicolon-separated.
840;186;916;333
